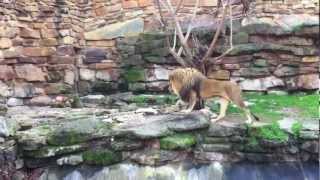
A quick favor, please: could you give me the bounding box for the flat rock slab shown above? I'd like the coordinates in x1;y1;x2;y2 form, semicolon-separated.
7;107;211;151
113;111;211;139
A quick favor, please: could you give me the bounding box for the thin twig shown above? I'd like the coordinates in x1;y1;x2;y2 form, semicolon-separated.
177;0;199;56
229;1;233;48
201;1;228;63
174;0;184;14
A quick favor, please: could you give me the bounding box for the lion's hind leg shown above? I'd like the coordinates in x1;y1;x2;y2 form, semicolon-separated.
211;97;229;123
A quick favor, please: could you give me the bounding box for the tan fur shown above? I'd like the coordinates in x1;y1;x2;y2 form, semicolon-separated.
169;68;257;123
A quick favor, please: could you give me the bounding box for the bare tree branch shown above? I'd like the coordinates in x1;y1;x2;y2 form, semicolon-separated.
177;0;199;57
201;2;228;64
174;0;184;14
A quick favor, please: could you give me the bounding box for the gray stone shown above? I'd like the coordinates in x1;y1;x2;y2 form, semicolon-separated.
7;98;24;107
13;83;36;98
239;76;285;91
57;154;83;166
128;83;146;92
130;149;183;166
80;95;108;105
83;48;109;64
79;69;96;81
0;81;11;97
232;32;249;44
28;96;53;106
274;66;298;77
239;67;270;77
96;70;112;81
301;141;319;154
146;65;170;81
85;18;144;40
201;144;232;152
207;121;246;137
0;116;9;137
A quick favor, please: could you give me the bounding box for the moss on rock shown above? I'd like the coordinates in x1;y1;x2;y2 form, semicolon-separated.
160;134;196;150
48;130;90;146
123;68;145;83
82;149;122;166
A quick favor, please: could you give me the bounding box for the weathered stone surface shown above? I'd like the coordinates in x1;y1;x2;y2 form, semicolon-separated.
146;65;170;81
146;81;169;92
83;48;109;64
64;70;75;85
0;116;9;137
239;76;285;91
56;45;75;56
301;141;319;154
238;67;270;77
0;38;12;49
22;47;55;57
15;64;46;81
0;65;16;80
28;96;53;106
79;69;96;81
44;83;72;95
7;98;24;107
302;56;319;63
57;154;83;166
296;74;319;90
115;111;210;139
96;70;112;81
13;83;37;98
0;81;11;97
207;121;246;137
49;56;75;64
84;18;144;40
274;66;298;77
130;149;183;166
20;27;41;39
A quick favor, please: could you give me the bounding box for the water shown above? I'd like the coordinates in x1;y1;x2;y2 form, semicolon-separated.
41;162;319;180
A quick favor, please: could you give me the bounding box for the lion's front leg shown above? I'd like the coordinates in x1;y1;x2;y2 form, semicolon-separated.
181;91;197;113
211;98;229;122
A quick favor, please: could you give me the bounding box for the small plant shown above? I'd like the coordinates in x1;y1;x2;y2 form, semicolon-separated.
291;121;303;139
258;120;288;142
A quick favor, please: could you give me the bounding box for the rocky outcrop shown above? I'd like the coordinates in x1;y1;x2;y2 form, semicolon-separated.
0;105;318;175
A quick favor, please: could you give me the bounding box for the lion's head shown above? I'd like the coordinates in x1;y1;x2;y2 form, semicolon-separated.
168;68;206;101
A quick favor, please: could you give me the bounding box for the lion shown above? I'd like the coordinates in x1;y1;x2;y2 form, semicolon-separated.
168;67;259;124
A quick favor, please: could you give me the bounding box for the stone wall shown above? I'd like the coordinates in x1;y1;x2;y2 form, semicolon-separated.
0;0;319;106
0;106;318;178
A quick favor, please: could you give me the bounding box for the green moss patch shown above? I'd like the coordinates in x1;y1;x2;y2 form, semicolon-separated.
82;150;122;166
160;134;196;150
291;121;303;139
48;130;90;146
249;121;289;142
123;68;145;83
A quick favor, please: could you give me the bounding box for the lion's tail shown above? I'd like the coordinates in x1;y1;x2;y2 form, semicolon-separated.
251;112;260;121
